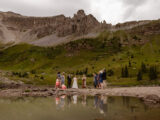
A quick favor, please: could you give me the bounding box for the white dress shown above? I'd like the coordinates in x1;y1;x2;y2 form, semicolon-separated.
72;77;78;89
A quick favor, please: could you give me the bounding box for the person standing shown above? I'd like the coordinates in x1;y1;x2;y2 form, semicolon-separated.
57;72;61;79
72;76;78;89
57;72;61;87
55;77;60;89
93;73;98;88
102;69;107;88
61;72;65;85
99;71;104;89
67;74;72;88
82;75;87;88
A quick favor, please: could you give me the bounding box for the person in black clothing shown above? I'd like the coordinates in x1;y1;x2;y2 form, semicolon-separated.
67;74;72;88
102;69;107;88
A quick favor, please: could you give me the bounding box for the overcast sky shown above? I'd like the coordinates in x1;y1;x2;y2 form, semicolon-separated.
0;0;160;24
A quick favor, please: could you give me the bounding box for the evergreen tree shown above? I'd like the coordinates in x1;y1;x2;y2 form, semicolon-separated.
137;70;143;81
141;62;147;73
121;66;129;78
124;66;129;77
121;67;124;77
129;60;132;67
84;67;88;75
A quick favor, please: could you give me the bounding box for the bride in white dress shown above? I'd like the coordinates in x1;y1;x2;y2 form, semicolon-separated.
72;76;78;89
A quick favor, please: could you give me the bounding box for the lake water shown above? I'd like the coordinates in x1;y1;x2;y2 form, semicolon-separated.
0;95;160;120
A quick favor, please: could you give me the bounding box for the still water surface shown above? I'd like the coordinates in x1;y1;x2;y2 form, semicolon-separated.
0;95;160;120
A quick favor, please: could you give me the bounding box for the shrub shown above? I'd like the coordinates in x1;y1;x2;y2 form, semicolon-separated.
131;54;134;59
31;70;36;74
40;76;44;80
107;69;114;76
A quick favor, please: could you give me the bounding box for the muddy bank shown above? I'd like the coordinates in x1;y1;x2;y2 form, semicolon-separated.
0;86;160;104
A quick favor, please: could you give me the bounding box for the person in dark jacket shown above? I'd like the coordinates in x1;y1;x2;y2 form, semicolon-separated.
93;73;98;88
67;74;72;88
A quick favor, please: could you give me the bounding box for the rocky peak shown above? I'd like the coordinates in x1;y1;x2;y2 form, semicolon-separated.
77;9;86;17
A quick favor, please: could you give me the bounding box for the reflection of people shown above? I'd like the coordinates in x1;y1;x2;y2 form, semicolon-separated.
67;74;72;88
60;95;66;110
94;95;99;109
72;76;78;89
56;95;66;110
82;75;87;88
73;95;78;104
67;95;72;108
99;95;105;114
82;95;87;106
56;97;60;105
94;95;106;115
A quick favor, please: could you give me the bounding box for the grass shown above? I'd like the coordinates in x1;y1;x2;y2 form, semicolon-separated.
0;30;160;86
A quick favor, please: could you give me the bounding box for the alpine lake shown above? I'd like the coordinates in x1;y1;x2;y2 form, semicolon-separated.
0;95;160;120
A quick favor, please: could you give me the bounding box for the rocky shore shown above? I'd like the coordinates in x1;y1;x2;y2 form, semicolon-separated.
0;85;160;105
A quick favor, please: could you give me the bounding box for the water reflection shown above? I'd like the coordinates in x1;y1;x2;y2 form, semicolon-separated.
55;94;109;115
0;96;160;120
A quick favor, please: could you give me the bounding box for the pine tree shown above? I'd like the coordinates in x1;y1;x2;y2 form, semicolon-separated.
121;67;124;77
124;66;129;77
137;70;143;81
121;66;129;78
141;62;147;73
129;60;131;67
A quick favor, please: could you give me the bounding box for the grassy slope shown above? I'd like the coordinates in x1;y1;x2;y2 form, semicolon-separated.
0;29;160;86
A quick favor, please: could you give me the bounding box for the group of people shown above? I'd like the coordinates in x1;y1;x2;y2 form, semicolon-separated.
93;69;107;89
55;69;107;89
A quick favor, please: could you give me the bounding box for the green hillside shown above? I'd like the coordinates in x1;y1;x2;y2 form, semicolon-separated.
0;29;160;86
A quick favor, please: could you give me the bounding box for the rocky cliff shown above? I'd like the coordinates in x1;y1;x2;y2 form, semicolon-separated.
0;10;158;47
0;10;112;46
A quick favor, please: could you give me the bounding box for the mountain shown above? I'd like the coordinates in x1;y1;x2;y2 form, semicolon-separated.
0;9;156;47
0;10;112;46
0;10;160;86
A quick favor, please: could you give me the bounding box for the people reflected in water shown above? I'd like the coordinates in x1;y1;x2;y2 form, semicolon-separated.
55;94;108;115
73;95;78;104
55;95;66;110
81;95;87;106
94;95;108;115
67;95;72;108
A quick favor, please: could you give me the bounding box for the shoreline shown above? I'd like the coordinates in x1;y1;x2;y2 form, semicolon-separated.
0;86;160;104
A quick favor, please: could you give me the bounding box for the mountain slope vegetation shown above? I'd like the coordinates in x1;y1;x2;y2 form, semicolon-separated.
0;21;160;86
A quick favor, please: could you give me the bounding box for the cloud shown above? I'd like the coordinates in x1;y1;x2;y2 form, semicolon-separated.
0;0;91;17
121;0;160;21
0;0;160;24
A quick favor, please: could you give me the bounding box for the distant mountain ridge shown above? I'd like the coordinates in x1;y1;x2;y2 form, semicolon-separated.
0;10;158;47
